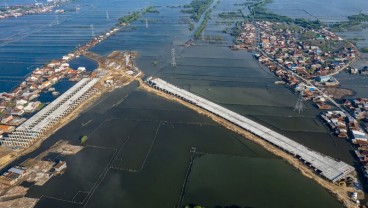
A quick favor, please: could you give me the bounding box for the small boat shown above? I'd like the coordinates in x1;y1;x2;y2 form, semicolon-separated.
52;91;60;96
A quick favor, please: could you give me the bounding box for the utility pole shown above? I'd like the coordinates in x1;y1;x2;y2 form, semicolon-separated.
90;24;95;37
55;14;59;25
294;93;305;114
171;48;177;67
130;50;135;70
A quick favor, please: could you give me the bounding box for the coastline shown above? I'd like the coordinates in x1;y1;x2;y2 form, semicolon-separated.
0;79;134;170
0;1;365;206
0;56;135;170
137;79;356;208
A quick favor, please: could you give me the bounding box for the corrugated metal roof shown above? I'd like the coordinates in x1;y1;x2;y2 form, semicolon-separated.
8;167;24;175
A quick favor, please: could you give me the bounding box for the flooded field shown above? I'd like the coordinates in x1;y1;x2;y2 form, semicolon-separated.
0;0;365;207
267;0;368;50
182;154;344;208
155;42;356;164
335;72;368;98
267;0;368;22
14;82;343;208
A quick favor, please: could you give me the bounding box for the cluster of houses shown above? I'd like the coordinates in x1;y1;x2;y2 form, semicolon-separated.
320;110;368;182
320;28;344;41
0;59;86;138
343;98;368;121
73;28;120;58
0;3;56;19
231;22;256;50
0;26;121;142
0;0;75;20
343;98;368;132
0;161;67;187
256;53;334;107
354;140;368;182
320;110;366;140
320;111;349;138
0;166;26;186
230;19;368;191
254;21;357;78
350;66;368;75
312;95;333;110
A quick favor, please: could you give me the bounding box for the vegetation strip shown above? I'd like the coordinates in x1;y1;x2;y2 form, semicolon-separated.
194;10;211;39
181;0;214;22
118;6;159;25
240;0;368;53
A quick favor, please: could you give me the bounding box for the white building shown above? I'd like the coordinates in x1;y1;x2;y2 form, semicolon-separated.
0;78;100;148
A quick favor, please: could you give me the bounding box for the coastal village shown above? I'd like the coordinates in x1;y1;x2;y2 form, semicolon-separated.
0;0;368;206
0;2;145;150
235;21;358;78
0;2;149;150
0;0;72;20
233;20;368;204
0;16;141;206
0;26;121;141
0;51;139;207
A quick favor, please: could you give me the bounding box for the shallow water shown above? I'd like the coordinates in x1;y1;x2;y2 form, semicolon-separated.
0;0;361;207
182;154;344;208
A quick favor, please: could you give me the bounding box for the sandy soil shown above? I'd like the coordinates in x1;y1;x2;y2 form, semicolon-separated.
51;143;83;155
0;183;10;195
0;197;38;208
0;69;133;171
0;49;359;207
325;87;355;99
1;186;28;198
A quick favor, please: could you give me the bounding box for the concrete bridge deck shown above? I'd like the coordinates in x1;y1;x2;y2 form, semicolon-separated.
146;77;354;183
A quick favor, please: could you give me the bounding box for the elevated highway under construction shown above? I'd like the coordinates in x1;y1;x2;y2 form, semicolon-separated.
145;77;354;183
0;77;100;148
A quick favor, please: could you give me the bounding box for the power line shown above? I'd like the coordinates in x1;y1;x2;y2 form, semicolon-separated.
294;93;305;114
171;48;176;67
90;24;95;37
55;14;59;25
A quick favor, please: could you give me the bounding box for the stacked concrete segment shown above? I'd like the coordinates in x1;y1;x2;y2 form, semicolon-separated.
0;78;100;147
